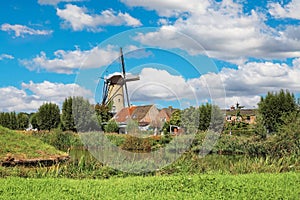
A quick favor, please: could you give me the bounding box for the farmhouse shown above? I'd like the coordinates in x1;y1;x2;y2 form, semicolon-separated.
223;105;257;124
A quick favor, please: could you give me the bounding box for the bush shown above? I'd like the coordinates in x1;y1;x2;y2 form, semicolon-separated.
104;120;119;133
121;135;153;152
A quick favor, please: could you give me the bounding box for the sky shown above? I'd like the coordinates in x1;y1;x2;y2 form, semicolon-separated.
1;0;300;112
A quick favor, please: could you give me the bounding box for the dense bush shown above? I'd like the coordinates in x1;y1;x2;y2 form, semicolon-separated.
120;135;154;152
104;120;119;133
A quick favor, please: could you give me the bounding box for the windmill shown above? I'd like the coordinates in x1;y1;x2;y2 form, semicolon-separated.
101;48;139;114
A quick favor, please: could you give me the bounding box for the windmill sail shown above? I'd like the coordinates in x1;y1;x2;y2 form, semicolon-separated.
101;47;139;114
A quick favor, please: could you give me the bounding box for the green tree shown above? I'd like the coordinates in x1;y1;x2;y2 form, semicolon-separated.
61;97;76;132
198;103;212;131
258;89;297;133
1;112;11;129
162;110;181;134
209;105;224;132
9;112;18;130
17;112;29;130
30;113;39;130
36;103;61;131
126;119;140;135
95;103;113;130
104;119;119;133
72;96;99;132
181;106;199;134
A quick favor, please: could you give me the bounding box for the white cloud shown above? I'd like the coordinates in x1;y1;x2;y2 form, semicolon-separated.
0;54;14;60
197;58;300;108
127;68;197;102
1;23;53;38
0;81;93;112
56;4;142;32
121;0;210;17
38;0;85;6
20;45;152;74
20;45;120;74
125;57;300;108
126;0;300;64
269;0;300;19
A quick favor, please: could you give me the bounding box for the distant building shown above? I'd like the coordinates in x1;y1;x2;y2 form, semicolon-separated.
224;108;256;124
113;105;161;133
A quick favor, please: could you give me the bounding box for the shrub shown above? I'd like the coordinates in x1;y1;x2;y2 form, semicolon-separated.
104;120;119;133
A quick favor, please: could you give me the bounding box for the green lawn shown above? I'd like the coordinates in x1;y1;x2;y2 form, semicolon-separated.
0;173;299;200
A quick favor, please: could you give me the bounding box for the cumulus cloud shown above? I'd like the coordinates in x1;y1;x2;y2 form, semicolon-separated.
127;68;198;102
56;4;142;32
38;0;85;6
0;81;93;112
20;45;120;74
1;23;53;38
0;54;14;61
124;57;300;108
198;58;300;108
121;0;210;17
269;0;300;19
20;45;153;74
125;0;300;64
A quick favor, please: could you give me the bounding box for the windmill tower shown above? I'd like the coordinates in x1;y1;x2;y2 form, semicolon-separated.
101;48;139;114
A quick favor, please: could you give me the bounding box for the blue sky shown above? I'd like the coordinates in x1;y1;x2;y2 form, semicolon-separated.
1;0;300;112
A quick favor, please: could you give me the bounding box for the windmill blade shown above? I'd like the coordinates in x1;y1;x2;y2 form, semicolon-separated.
120;47;131;108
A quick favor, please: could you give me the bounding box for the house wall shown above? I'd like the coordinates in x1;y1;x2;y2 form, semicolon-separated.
157;110;170;123
140;105;160;126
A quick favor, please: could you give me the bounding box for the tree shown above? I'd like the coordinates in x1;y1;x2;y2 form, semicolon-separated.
104;119;119;133
198;103;212;131
95;103;113;130
61;97;76;132
181;106;199;134
162;110;181;134
72;96;99;132
30;113;39;130
9;112;18;130
36;103;61;131
17;112;29;130
258;89;298;133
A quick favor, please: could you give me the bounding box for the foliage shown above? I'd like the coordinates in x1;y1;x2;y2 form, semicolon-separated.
162;104;223;134
104;120;119;133
72;96;99;132
198;103;211;131
61;97;76;132
264;111;300;157
95;103;113;130
0;112;29;130
258;89;298;133
32;129;83;151
120;135;153;152
208;105;224;132
29;113;39;130
181;106;198;134
126;119;139;135
36;103;61;131
17;112;29;130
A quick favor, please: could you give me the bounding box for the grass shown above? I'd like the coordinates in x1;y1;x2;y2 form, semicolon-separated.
0;172;299;199
0;126;67;161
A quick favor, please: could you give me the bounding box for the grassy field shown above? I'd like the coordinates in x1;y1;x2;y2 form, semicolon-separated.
0;172;299;200
0;126;67;161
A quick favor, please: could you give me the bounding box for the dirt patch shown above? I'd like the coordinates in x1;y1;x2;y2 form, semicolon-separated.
1;155;70;167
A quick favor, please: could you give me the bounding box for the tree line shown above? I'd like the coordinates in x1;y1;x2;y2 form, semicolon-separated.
0;96;105;132
0;89;298;135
